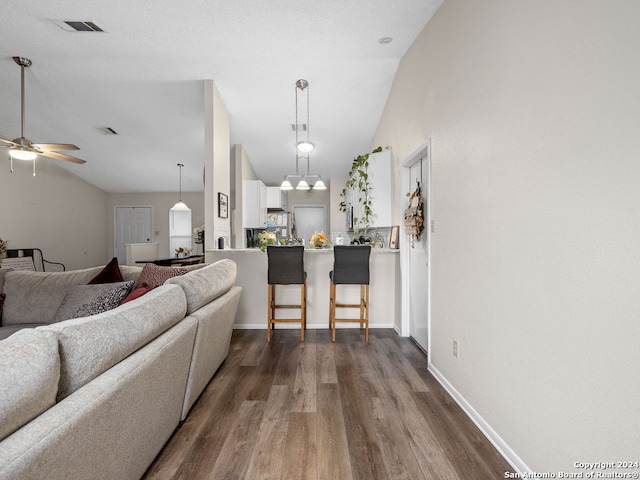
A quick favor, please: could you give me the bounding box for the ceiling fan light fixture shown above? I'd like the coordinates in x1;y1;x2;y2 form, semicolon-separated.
9;148;37;161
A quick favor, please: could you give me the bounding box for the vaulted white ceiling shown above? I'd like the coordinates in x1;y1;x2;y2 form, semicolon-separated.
0;0;442;193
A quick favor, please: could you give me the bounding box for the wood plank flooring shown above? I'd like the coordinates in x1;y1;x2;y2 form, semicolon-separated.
143;329;515;480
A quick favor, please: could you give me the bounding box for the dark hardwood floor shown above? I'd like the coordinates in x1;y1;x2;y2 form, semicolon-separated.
144;328;515;480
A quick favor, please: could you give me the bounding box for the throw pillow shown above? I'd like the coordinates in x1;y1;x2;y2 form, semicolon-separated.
52;280;134;322
88;257;124;284
135;263;187;290
121;282;152;304
0;293;5;317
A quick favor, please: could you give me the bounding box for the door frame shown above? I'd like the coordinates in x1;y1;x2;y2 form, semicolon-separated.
114;205;154;264
400;139;431;358
292;204;327;243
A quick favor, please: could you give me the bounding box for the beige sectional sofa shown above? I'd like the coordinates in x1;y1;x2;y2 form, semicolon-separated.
0;259;241;480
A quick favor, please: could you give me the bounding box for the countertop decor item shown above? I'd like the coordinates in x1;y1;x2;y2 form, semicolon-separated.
310;231;327;248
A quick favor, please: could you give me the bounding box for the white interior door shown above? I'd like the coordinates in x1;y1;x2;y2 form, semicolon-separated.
293;205;326;244
115;206;152;264
408;155;429;352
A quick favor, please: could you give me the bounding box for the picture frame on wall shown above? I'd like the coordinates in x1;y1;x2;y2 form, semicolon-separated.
218;192;228;218
389;225;399;249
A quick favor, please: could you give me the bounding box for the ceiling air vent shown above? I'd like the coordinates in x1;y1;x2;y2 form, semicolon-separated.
99;127;118;135
51;20;106;32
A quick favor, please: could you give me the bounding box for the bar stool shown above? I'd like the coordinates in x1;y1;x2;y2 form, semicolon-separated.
329;245;371;343
267;245;307;342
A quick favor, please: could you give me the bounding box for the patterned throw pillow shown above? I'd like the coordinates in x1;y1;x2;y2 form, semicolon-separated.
135;263;187;290
121;282;153;304
52;281;134;322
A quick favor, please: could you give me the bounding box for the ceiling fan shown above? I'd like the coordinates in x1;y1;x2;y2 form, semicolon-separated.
1;56;86;175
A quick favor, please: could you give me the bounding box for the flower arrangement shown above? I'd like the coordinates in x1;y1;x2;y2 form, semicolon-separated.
258;231;276;251
310;231;327;248
193;224;205;244
175;247;191;258
0;237;7;261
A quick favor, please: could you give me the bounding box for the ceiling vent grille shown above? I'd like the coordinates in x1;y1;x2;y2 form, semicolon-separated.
99;127;118;135
51;20;105;32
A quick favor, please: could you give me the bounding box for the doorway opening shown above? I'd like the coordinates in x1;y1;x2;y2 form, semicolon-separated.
401;140;431;358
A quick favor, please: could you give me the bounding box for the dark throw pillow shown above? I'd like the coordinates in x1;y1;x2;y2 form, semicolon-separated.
0;293;5;318
135;263;187;290
88;257;124;284
52;281;134;322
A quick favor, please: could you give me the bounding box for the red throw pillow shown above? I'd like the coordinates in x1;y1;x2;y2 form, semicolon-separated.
121;283;152;304
88;257;124;284
135;263;187;290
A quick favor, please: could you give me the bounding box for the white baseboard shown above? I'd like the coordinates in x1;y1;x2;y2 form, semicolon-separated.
428;364;531;475
233;323;396;330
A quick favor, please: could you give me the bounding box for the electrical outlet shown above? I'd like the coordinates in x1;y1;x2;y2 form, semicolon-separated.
453;340;459;358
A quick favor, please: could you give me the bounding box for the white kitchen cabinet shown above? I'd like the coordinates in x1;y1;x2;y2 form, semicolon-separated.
367;148;392;227
266;186;287;210
243;180;267;228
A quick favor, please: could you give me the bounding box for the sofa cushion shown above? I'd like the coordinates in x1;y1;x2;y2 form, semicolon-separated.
39;284;187;400
87;257;124;284
0;329;60;441
52;281;134;322
135;263;188;289
0;293;4;317
0;324;46;341
0;267;12;294
1;267;105;326
166;259;237;315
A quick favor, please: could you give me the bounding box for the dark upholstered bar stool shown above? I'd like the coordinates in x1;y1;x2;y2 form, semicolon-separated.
329;245;371;343
267;245;307;342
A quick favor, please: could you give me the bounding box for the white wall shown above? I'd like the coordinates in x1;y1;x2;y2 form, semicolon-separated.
204;81;231;250
0;160;108;270
372;0;640;473
106;192;204;259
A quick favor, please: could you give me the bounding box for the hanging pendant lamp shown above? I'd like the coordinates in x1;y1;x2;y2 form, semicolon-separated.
280;79;326;191
171;163;191;211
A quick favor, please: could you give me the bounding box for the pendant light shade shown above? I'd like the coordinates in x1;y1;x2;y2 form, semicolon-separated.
296;179;310;190
170;163;191;211
280;178;294;190
313;179;327;190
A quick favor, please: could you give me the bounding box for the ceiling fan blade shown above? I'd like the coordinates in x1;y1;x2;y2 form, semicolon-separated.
40;150;87;164
32;143;80;151
0;137;20;148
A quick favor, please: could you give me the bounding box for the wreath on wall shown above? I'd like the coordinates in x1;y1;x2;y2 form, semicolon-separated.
404;181;424;248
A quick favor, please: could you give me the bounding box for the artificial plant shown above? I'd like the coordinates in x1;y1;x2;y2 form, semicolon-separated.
339;146;383;236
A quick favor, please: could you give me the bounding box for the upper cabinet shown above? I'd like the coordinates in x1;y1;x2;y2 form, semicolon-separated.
367;149;392;228
266;186;287;211
345;148;392;230
243;180;267;228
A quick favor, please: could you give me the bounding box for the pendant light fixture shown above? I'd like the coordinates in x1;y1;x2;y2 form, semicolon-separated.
280;79;326;191
171;163;191;211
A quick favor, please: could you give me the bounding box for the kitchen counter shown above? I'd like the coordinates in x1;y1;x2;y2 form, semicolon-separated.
206;247;400;331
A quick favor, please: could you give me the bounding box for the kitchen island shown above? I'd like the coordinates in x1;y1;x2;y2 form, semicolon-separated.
206;248;400;332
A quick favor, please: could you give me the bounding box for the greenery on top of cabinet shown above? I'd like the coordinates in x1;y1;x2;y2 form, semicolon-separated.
339;146;383;234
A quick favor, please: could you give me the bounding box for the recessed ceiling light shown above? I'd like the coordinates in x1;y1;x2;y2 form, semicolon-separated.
379;37;393;44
